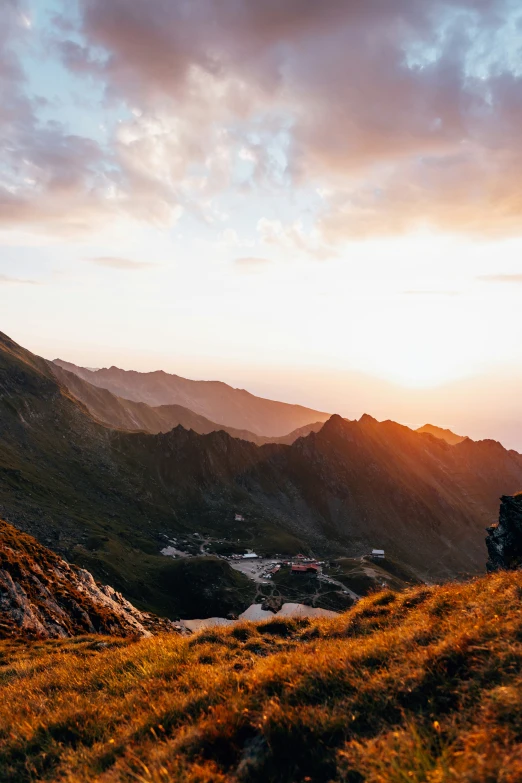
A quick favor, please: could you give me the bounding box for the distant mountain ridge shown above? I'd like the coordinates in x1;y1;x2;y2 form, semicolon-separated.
50;361;324;445
53;358;330;437
416;423;468;445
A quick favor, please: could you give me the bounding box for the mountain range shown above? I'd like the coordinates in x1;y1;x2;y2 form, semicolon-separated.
2;331;522;619
51;361;324;445
53;358;330;437
415;423;467;445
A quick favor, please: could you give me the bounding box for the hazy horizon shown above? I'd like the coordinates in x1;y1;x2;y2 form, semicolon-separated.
12;329;518;452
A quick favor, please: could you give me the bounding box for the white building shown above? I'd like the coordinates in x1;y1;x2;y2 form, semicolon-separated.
242;553;258;559
371;549;385;559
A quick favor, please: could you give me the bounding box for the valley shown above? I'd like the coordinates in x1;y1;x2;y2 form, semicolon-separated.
2;331;522;622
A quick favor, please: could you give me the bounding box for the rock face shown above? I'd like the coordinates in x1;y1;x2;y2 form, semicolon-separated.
0;519;176;639
486;495;522;572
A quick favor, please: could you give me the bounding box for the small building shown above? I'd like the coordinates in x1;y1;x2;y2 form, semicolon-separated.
371;549;385;559
235;514;245;522
292;564;319;574
242;553;258;559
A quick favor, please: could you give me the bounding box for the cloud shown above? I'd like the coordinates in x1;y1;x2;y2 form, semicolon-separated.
0;7;115;237
0;274;40;285
89;256;157;270
58;0;522;241
477;274;522;284
234;256;271;271
257;218;334;260
0;3;185;239
4;0;522;241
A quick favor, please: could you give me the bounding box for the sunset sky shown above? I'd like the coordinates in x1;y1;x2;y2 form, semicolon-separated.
2;0;522;445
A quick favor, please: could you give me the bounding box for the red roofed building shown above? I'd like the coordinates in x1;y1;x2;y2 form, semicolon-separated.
292;564;320;574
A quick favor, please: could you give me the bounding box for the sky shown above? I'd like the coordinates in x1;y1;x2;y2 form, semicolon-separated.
2;0;522;447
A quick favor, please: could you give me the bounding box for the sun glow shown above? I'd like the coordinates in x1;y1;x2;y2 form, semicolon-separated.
364;353;472;389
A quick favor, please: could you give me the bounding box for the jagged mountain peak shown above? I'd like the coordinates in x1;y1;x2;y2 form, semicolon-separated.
322;413;346;429
417;423;468;445
358;412;378;424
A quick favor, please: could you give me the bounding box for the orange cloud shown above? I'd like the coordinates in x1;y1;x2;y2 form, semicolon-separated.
234;256;271;269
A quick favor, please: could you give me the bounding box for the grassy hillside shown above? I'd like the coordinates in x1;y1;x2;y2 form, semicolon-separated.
73;550;257;620
329;556;423;595
1;571;521;782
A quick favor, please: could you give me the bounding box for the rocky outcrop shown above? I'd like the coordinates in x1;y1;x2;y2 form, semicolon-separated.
486;494;522;572
0;519;177;639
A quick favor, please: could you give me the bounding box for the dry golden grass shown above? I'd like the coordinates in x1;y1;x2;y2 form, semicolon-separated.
1;572;522;782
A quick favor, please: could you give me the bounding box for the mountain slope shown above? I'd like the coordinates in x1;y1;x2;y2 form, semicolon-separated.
0;518;174;639
53;358;330;437
50;361;323;444
0;331;261;618
3;332;522;614
248;413;522;578
1;571;522;782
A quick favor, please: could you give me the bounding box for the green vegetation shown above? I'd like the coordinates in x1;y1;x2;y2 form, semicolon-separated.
73;547;256;619
271;566;354;612
1;571;521;781
328;557;422;596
